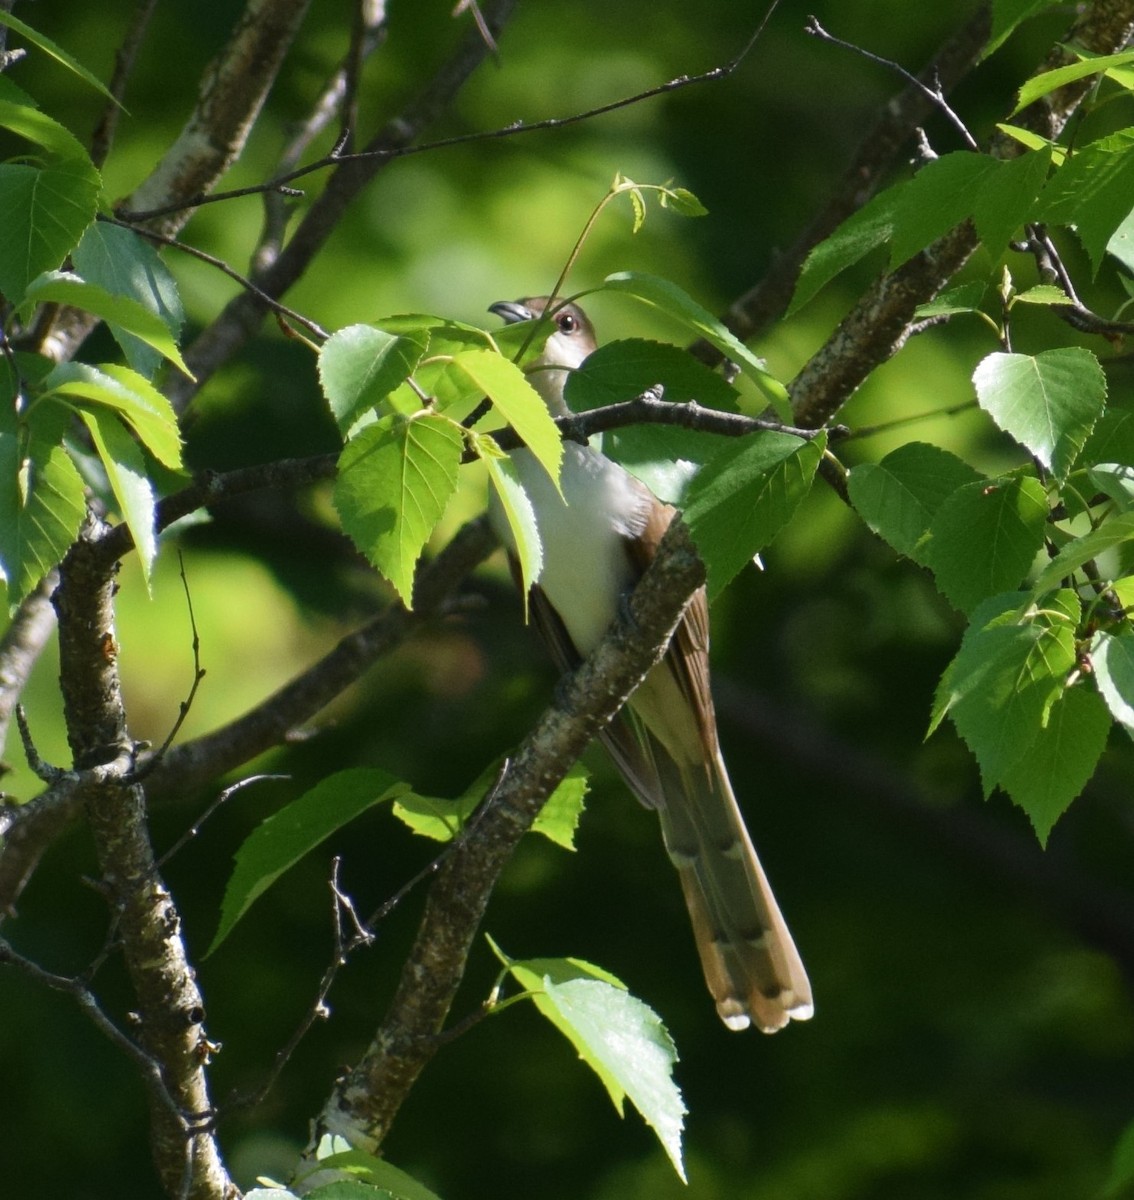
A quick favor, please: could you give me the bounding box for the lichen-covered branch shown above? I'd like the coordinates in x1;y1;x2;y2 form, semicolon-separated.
52;523;235;1200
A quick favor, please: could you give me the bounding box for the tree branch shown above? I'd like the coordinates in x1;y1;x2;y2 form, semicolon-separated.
691;4;992;364
38;0;316;366
312;518;706;1154
52;523;234;1200
787;0;1134;431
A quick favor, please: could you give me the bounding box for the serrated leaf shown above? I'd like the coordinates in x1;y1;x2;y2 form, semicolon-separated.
318;324;428;434
913;280;988;319
311;1152;442;1200
984;0;1065;59
0;82;98;162
972;146;1051;262
42;361;183;469
602;272;790;413
532;762;587;849
1011;284;1071;306
0;161;100;302
788;184;904;316
24;272;190;377
1092;629;1134;737
889;152;999;268
0;13;119;103
1081;407;1134;468
999;683;1111;844
1106;205;1134;273
0;406;85;605
77;407;157;586
1012;50;1134;115
682;432;825;603
73;223;185;378
499;948;685;1181
564;338;739;502
922;475;1048;614
659;186;707;217
973;349;1106;481
334;413;463;608
208;768;409;955
452;349;563;487
847;442;982;564
480;440;542;607
1039;129;1134;273
1032;511;1134;593
935;593;1077;792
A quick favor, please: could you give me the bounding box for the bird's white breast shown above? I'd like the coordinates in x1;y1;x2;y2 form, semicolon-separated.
492;442;651;655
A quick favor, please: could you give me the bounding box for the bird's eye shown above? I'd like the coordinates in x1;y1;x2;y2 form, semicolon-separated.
557;312;578;334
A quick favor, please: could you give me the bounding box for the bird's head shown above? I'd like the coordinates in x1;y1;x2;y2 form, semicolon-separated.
489;296;597;413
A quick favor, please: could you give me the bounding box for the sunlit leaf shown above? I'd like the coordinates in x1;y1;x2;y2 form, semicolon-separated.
922;474;1048;613
973;349;1106;481
319;324;428;433
334;413;463;608
683;432;825;602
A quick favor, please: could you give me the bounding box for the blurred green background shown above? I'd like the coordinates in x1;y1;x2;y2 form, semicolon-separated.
4;1;1134;1197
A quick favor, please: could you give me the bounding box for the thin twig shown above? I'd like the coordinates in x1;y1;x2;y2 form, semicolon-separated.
805;14;979;151
155;774;289;871
98;215;329;341
90;0;158;168
118;5;779;224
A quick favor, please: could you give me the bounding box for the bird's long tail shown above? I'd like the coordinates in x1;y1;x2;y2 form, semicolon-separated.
654;750;813;1032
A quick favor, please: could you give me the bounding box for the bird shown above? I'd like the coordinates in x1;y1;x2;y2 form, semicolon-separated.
487;295;813;1032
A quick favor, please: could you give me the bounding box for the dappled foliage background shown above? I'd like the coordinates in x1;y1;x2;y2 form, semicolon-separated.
4;0;1134;1197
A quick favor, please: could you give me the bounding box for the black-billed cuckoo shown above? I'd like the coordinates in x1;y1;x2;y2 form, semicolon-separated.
488;296;812;1032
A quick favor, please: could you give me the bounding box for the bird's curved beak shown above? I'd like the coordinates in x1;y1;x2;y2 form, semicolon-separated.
488;299;534;325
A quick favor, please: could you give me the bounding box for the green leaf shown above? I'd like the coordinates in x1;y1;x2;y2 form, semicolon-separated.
24;272;191;377
1080;407;1134;468
682;432;826;603
451;349;563;487
998;684;1111;844
77;407;157;587
1032;511;1134;593
971;147;1051;262
1092;629;1134;737
788;184;904;316
0;12;119;103
73;223;185;378
1010;284;1072;306
1106;205;1134;273
658;186;707;217
1100;1116;1134;1198
913;281;988;319
312;1152;442;1200
318;324;429;434
1039;128;1134;273
889;152;999;268
333;413;463;608
208;768;410;955
1012;50;1134;115
565;338;739;502
933;591;1077;792
42;361;183;469
985;0;1065;59
499;948;686;1181
0;405;85;605
0;162;100;302
601;272;790;413
532;762;588;849
480;443;542;607
0;79;98;162
847;442;982;564
921;474;1048;614
973;349;1106;481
